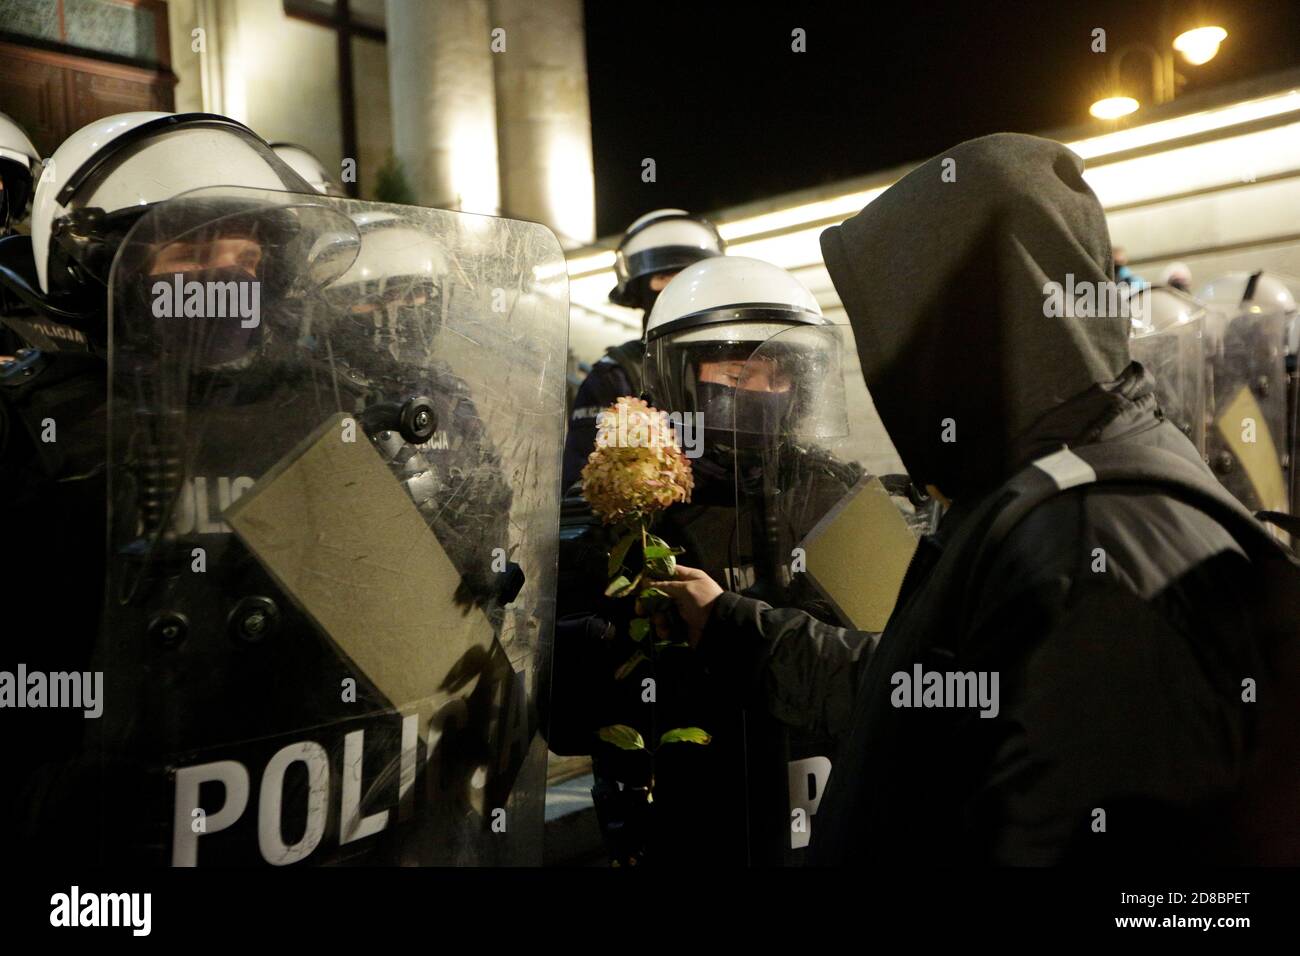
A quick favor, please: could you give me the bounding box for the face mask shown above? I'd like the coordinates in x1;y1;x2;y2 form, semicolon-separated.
141;266;264;369
696;381;794;438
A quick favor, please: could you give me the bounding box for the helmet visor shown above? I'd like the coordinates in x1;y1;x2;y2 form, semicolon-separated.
645;321;847;441
49;119;310;300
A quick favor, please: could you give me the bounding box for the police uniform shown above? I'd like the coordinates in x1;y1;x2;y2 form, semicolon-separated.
562;339;643;489
548;446;862;865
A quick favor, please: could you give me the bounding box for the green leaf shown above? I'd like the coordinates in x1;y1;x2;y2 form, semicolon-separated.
608;532;637;578
604;574;633;597
598;725;646;751
628;618;650;642
647;534;684;555
654;641;690;651
645;553;677;578
614;651;648;680
659;727;712;746
643;544;674;559
637;586;671;613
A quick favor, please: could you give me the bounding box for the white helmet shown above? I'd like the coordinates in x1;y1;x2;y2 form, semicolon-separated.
644;256;834;441
0;111;40;233
271;142;346;197
610;208;724;309
1197;270;1299;355
328;211;447;288
645;255;823;341
1199;271;1297;315
1127;284;1206;337
31;111;313;300
321;211;449;365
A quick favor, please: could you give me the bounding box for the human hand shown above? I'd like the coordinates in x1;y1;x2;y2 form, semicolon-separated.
651;565;724;648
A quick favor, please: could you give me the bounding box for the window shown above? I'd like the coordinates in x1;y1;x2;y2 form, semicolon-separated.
283;0;386;198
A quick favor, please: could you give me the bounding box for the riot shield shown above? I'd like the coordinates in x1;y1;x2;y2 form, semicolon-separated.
1205;304;1290;518
94;186;567;866
1128;294;1207;457
730;324;930;865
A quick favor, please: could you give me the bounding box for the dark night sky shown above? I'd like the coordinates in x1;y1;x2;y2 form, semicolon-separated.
584;0;1300;237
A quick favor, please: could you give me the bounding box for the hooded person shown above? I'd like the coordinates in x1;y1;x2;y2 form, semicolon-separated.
656;132;1298;864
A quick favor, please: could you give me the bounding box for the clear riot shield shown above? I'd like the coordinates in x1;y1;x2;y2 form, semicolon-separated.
1206;305;1290;518
96;186;567;866
729;324;930;865
1130;313;1207;457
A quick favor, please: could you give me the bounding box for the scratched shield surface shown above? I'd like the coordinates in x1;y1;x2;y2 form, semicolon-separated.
97;186;568;865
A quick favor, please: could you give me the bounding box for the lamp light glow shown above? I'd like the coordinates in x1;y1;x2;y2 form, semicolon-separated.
1090;96;1141;120
1173;26;1227;66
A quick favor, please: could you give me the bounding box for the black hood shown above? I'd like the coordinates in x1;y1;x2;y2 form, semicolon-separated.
820;132;1130;500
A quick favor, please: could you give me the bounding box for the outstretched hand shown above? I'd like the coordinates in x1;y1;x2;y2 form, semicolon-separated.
651;565;724;648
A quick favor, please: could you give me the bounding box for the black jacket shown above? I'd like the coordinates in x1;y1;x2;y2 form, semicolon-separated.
561;340;643;489
700;133;1271;864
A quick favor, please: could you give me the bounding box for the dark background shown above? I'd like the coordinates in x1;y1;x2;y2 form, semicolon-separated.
585;0;1300;236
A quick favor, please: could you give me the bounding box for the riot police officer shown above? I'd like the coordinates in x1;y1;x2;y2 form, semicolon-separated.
562;209;724;488
1127;283;1209;455
0;111;39;236
0;112;43;358
3;110;566;867
1198;271;1297;519
0;109;322;861
316;210;518;611
546;257;872;866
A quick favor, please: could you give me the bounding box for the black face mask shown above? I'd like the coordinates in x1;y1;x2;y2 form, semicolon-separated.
696;381;794;440
135;266;265;369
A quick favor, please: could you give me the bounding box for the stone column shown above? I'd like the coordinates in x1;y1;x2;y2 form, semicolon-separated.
385;0;501;214
490;0;595;247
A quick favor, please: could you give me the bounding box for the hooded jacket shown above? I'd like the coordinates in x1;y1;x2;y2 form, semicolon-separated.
822;133;1130;500
698;133;1270;864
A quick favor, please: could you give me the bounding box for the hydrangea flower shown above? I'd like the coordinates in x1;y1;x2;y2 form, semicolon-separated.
582;396;694;524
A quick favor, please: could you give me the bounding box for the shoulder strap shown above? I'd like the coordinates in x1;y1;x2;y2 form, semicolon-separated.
958;443;1298;640
1257;510;1300;539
